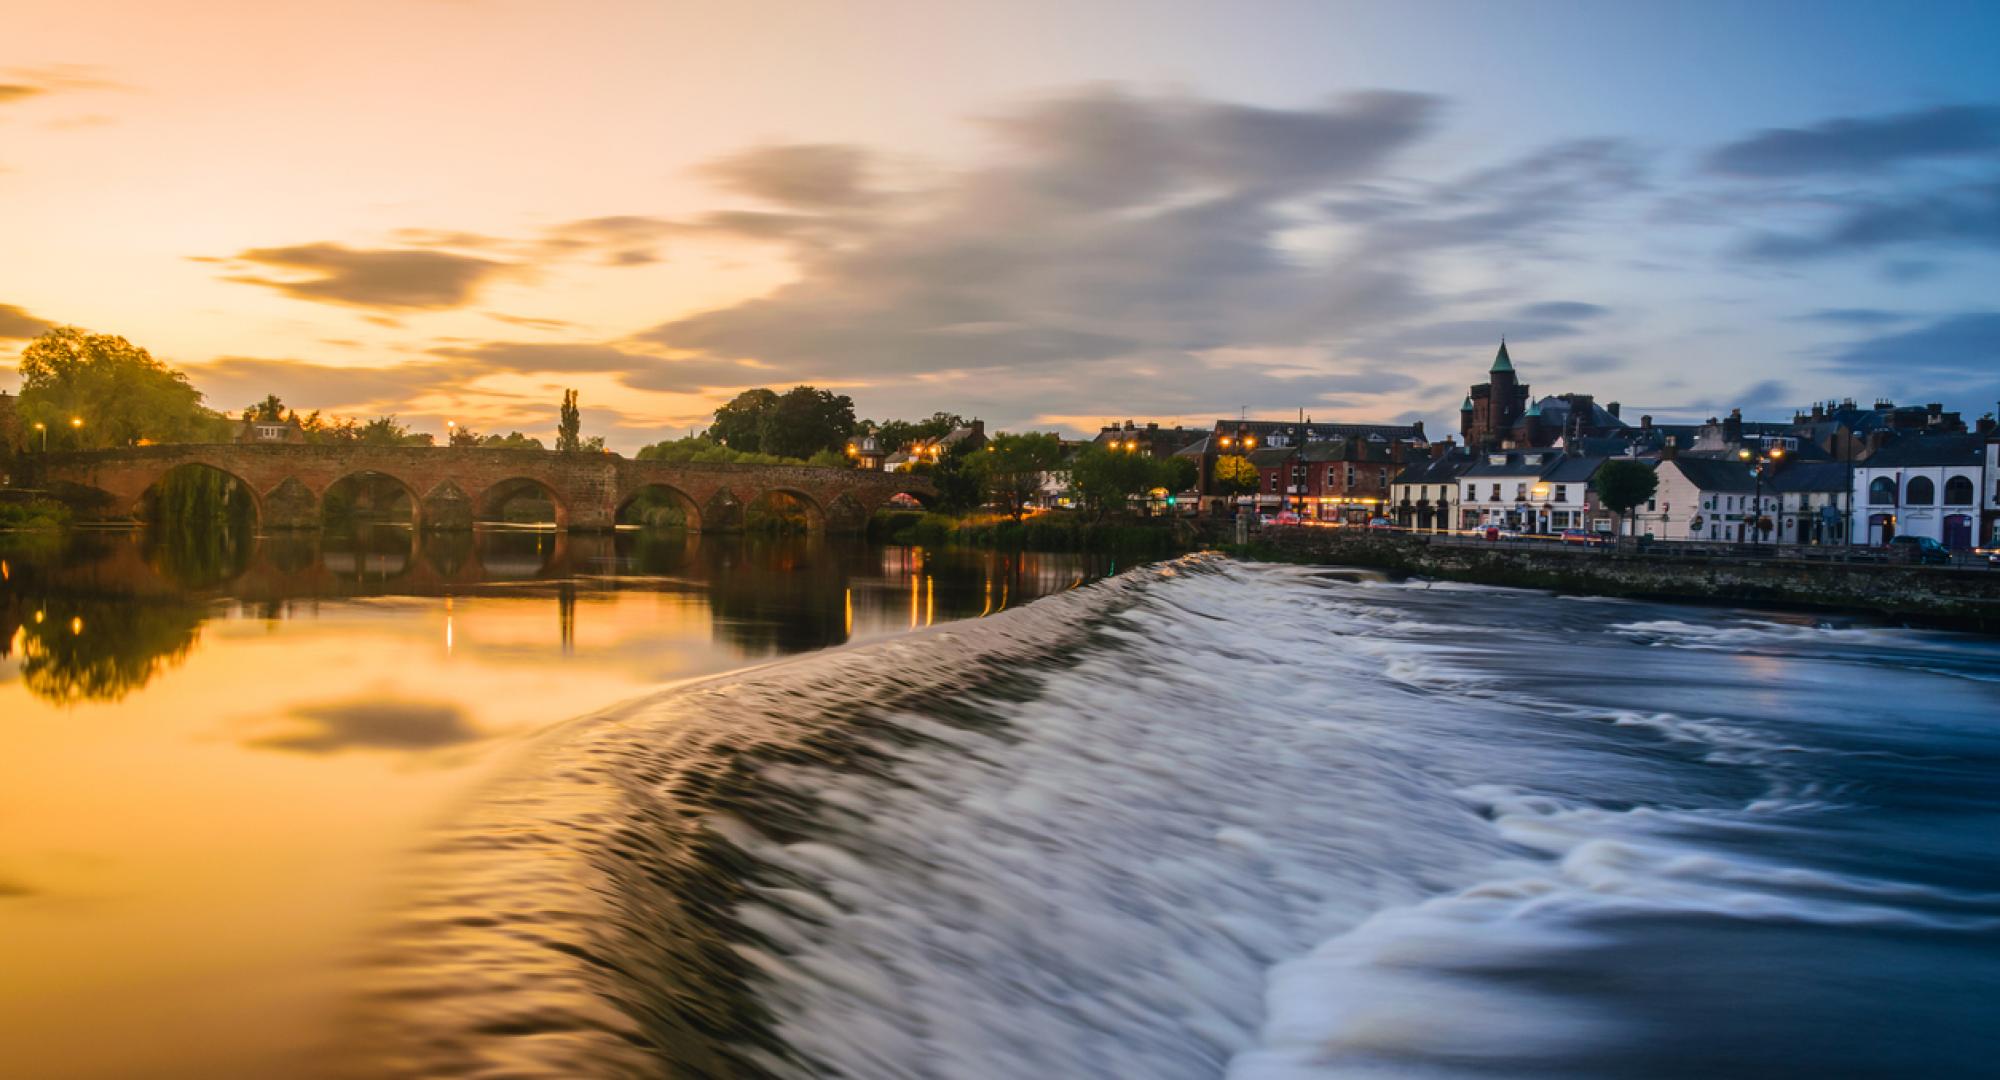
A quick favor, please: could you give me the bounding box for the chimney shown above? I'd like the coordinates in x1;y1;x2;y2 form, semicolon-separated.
1723;408;1743;446
1978;413;1997;438
1661;435;1679;461
1640;414;1653;431
1606;401;1621;420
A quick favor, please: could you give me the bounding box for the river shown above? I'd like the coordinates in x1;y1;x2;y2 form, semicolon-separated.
3;536;1997;1077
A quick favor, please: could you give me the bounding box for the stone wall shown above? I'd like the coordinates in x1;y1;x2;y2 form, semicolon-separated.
1239;528;2000;631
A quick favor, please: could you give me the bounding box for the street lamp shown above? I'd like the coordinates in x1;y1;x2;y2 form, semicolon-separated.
1737;445;1785;549
33;421;46;452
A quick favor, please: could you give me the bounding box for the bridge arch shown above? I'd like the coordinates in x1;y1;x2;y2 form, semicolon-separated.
322;469;422;528
614;482;704;531
476;476;568;528
745;487;827;534
134;461;262;529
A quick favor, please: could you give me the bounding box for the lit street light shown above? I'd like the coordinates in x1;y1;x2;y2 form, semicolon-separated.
1737;445;1785;550
33;421;46;451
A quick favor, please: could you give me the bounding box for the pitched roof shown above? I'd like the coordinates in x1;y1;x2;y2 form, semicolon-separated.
1667;457;1757;492
1394;452;1475;485
1861;434;1986;467
1768;462;1850;493
1542;456;1608;483
1491;341;1514;373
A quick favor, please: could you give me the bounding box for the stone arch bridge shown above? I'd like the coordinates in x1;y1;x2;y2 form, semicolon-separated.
26;444;936;532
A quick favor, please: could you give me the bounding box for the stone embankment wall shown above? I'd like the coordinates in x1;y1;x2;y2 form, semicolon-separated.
1235;528;2000;631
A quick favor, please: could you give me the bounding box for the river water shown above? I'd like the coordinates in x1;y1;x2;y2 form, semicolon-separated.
4;538;1998;1077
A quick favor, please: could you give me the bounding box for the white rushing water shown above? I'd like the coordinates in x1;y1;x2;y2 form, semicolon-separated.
346;555;2000;1079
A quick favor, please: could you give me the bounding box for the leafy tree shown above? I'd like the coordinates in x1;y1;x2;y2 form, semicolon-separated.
358;415;434;447
926;442;986;515
635;436;795;466
758;386;856;460
15;327;214;448
1212;454;1259;498
1592;459;1658;547
244;394;288;423
1069;444;1160;517
557;389;583;452
977;432;1064;520
479;431;545;450
1157;454;1199;494
448;424;483;448
709;388;779;451
871;412;965;453
805;447;852;468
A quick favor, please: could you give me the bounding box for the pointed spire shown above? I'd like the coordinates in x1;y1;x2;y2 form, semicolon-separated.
1490;338;1514;373
1525;398;1542;418
1460;395;1474;411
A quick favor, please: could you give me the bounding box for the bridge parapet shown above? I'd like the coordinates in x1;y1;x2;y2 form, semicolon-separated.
25;444;938;532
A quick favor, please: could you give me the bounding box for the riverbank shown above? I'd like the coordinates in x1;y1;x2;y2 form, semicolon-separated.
868;510;1197;555
1228;527;2000;631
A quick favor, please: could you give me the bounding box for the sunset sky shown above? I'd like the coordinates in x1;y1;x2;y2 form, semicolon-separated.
4;0;1999;451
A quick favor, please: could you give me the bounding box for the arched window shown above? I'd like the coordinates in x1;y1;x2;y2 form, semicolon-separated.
1868;477;1896;505
1906;476;1935;505
1944;475;1974;505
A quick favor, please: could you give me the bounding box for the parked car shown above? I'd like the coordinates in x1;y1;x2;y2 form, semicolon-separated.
1559;528;1608;547
1261;510;1302;526
1481;525;1521;541
1887;535;1951;565
1366;517;1395;530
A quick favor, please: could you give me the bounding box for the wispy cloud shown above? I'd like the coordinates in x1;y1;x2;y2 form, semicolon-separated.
0;303;55;339
212;243;512;310
1705;105;2000;177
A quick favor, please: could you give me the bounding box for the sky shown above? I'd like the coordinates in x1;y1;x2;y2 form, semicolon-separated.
3;0;1999;451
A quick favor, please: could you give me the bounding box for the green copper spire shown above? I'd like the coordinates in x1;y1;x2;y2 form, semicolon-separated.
1525;399;1542;417
1491;339;1514;373
1460;395;1474;411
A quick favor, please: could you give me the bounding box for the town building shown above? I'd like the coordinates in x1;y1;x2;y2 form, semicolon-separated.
1850;434;1986;548
238;414;306;444
1390;450;1473;532
1093;420;1208;459
1458;450;1609;533
1629;456;1765;542
1246;436;1407;522
1769;462;1852;546
886;419;987;471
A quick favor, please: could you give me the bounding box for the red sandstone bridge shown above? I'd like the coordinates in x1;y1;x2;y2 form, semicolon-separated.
26;444;936;532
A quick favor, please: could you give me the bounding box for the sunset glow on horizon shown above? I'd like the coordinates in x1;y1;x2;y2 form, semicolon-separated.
5;0;2000;450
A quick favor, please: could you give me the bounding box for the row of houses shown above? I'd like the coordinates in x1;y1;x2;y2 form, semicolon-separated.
1073;344;2000;550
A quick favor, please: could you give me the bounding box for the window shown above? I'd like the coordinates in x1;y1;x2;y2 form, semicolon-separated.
1944;476;1974;505
1515;482;1527;500
1327;467;1339;487
1646;498;1657;511
1490;483;1501;500
1869;476;1896;505
1906;476;1935;505
1345;465;1357;487
1555;484;1569;503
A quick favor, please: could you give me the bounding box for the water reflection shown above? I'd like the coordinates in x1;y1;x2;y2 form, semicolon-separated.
0;526;1108;706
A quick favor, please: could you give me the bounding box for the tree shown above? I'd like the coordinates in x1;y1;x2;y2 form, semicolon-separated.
758;386;857;460
977;432;1064;520
358;415;433;446
1212;454;1260;498
871;412;964;453
479;431;545;450
1157;455;1199;496
709;388;779;451
448;424;483;448
244;394;288;423
926;441;986;515
15;327;214;449
557;389;582;452
1592;459;1658;549
1069;444;1160;517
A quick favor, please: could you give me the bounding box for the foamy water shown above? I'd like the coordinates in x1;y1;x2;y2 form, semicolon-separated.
337;557;2000;1078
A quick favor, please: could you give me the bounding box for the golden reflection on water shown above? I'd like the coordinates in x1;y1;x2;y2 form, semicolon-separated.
0;527;1108;1079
